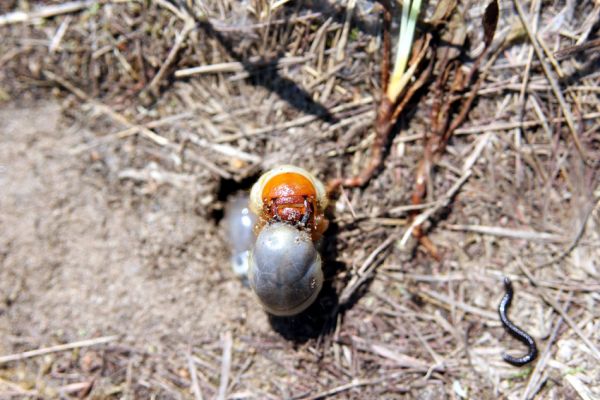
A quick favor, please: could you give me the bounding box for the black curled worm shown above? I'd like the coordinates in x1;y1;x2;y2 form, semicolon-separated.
498;277;538;366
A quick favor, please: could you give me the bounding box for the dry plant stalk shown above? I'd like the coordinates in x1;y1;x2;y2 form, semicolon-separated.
409;0;499;258
328;0;432;192
329;0;500;259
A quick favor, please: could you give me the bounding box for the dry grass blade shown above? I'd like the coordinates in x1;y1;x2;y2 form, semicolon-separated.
416;289;498;320
370;344;445;372
535;200;599;269
404;0;500;258
0;378;40;397
523;307;567;399
399;171;472;248
175;56;312;78
444;225;567;243
338;234;398;306
217;331;233;400
43;70;170;147
512;0;588;162
0;0;93;25
187;352;204;400
299;377;389;400
564;375;596;400
454;111;600;134
146;19;195;95
0;335;119;365
518;261;600;362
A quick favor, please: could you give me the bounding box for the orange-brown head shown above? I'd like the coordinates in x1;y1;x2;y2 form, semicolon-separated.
249;165;328;239
262;172;316;225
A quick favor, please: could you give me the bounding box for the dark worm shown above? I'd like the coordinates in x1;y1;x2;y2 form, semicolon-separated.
498;277;538;366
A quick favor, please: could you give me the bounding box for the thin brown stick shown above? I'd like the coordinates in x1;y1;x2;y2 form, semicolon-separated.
406;23;497;258
328;38;432;192
445;50;500;142
147;19;195;95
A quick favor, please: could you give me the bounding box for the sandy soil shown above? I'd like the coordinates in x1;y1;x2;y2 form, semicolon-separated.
0;102;270;386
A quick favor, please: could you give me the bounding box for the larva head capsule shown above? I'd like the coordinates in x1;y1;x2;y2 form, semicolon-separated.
248;222;323;316
249;165;329;240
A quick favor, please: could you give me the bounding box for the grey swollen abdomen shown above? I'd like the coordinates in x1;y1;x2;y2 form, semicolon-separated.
249;222;323;316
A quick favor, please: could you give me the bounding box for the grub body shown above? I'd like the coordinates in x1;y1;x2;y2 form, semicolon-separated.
247;166;328;316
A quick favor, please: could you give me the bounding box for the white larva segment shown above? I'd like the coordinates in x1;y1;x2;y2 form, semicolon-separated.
249;165;328;217
224;195;257;279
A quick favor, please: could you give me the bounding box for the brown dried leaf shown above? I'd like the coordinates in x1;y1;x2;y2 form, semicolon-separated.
483;0;499;48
